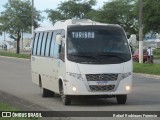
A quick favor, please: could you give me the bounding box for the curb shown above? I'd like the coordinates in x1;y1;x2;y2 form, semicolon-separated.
0;90;49;111
133;73;160;79
0;90;66;120
0;55;30;61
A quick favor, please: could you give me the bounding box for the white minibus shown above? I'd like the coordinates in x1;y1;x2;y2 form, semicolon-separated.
31;19;133;105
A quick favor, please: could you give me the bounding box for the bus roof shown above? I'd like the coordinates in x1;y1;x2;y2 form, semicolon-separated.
35;19;121;32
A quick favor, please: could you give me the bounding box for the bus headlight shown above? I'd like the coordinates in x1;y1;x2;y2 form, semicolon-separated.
126;86;131;91
67;73;83;80
72;86;77;92
118;72;131;81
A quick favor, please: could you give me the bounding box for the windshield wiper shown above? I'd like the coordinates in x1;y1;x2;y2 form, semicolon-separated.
97;53;126;61
70;53;102;63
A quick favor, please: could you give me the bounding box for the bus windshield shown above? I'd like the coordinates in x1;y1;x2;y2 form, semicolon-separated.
67;26;131;64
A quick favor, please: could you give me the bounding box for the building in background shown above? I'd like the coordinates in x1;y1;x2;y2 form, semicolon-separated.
144;33;160;48
0;33;32;51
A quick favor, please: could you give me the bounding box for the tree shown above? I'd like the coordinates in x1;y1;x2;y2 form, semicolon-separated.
89;0;138;34
46;0;96;24
143;0;160;34
0;0;42;54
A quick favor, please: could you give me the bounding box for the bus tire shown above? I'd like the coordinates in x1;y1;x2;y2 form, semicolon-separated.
116;95;127;104
62;95;71;105
60;84;71;105
42;88;55;97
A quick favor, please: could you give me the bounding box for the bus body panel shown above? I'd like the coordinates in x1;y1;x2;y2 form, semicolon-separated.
31;19;133;103
32;56;61;93
64;60;132;95
64;75;132;95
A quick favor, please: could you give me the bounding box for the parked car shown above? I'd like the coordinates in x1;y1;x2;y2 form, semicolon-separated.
132;49;149;62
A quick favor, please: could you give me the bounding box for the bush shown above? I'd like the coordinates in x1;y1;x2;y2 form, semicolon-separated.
153;48;160;55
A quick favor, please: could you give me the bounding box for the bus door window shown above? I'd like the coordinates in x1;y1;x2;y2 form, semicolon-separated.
59;30;65;62
59;41;65;62
53;31;60;59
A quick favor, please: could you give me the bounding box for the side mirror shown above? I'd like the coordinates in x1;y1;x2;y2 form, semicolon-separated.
128;34;137;46
56;34;62;45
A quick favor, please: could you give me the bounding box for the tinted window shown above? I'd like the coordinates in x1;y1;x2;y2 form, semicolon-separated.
67;27;131;64
33;33;40;55
45;32;52;57
50;32;55;57
59;30;65;61
59;41;65;61
53;32;59;58
32;33;36;55
37;32;43;56
41;32;48;56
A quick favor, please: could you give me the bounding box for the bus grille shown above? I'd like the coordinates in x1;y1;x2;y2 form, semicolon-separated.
89;85;115;91
86;74;118;81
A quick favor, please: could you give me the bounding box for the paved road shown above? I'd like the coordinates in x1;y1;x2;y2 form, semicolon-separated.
0;57;160;120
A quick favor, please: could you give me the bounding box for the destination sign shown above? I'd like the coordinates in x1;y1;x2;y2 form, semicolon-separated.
72;32;95;39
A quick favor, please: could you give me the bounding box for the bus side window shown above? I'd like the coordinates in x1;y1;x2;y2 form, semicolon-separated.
45;32;52;57
50;31;55;57
32;33;36;55
59;30;65;61
48;32;54;57
33;33;40;55
53;32;60;58
59;41;65;62
41;32;48;56
37;32;43;56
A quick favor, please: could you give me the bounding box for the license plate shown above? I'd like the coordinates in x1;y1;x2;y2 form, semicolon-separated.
96;81;108;86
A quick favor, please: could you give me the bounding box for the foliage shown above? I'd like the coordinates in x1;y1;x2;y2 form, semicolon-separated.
88;0;138;34
153;48;160;59
153;48;160;55
46;0;160;35
0;0;42;53
46;0;96;24
143;0;160;34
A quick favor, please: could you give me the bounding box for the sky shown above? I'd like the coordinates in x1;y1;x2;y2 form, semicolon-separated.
0;0;108;26
0;0;108;41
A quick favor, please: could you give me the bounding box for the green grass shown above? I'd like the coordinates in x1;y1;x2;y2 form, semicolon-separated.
0;102;39;120
133;63;160;75
0;52;30;59
0;102;18;111
153;48;160;59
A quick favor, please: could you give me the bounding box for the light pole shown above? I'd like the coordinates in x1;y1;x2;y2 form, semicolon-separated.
32;0;34;38
3;31;6;50
139;0;143;63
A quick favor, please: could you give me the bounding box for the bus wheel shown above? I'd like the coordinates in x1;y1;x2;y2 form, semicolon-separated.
42;88;55;97
60;86;71;105
116;95;127;104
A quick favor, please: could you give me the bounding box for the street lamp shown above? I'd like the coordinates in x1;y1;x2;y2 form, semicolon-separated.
32;0;34;37
139;0;143;63
0;23;6;50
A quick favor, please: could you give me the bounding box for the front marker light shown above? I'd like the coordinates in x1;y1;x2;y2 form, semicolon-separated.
126;86;131;91
67;73;83;80
118;72;131;81
72;86;77;92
